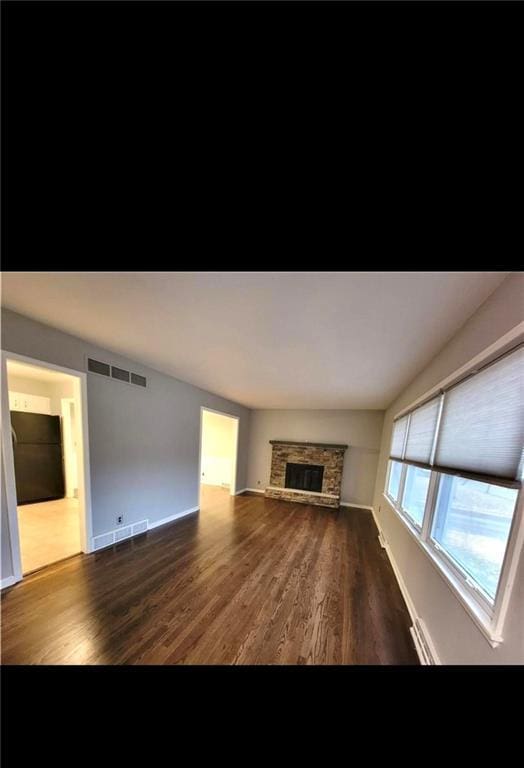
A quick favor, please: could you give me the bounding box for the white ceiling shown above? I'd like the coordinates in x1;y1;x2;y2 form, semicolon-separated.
1;272;507;410
6;359;75;385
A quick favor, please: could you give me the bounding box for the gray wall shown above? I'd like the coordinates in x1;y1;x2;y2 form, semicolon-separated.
372;273;524;664
1;309;251;573
246;409;384;506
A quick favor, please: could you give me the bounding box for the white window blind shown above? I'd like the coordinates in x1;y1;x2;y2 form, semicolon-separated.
390;415;408;459
434;346;524;481
404;397;441;465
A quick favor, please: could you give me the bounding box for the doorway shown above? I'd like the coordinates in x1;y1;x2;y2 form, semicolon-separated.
199;407;239;508
2;352;92;581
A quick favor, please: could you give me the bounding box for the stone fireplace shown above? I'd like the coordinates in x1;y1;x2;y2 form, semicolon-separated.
265;440;348;509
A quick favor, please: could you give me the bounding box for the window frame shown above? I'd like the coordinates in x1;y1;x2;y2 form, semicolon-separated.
383;329;524;647
426;473;503;612
384;460;524;647
398;463;431;532
385;459;405;506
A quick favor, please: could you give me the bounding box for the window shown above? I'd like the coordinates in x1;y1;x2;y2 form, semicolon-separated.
401;465;431;528
383;342;524;643
431;476;518;601
387;460;403;502
404;399;440;464
390;416;408;459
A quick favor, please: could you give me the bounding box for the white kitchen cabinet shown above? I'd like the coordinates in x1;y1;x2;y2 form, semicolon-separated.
9;391;52;415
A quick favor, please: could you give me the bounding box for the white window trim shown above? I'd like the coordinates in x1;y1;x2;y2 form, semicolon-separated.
384;463;523;648
383;487;499;646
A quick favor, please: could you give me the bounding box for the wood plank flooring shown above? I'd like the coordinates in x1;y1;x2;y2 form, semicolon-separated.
0;486;418;664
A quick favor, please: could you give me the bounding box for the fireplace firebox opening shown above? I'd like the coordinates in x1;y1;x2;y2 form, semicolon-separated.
285;463;324;493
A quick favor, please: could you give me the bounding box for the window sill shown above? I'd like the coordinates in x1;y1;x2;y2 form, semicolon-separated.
381;493;503;648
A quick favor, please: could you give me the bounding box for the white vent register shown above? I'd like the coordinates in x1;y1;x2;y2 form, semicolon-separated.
92;520;149;551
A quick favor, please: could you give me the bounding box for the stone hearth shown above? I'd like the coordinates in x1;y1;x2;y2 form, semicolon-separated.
265;440;348;509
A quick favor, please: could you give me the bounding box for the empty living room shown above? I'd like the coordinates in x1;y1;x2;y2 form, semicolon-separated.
1;271;522;668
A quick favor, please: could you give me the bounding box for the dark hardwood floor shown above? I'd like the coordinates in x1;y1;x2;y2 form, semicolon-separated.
1;486;418;664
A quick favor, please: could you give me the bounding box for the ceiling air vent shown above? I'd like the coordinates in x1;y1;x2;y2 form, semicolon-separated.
111;366;130;383
88;358;110;377
131;372;147;387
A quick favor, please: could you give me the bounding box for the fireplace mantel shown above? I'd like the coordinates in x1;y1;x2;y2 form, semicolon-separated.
269;440;348;450
265;440;347;509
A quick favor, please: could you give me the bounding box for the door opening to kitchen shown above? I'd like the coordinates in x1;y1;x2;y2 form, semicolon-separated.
6;359;85;574
199;408;239;511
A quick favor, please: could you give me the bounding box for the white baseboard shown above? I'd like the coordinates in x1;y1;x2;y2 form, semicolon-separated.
235;488;248;495
340;501;374;511
1;575;16;590
244;487;265;494
370;506;440;665
148;505;199;530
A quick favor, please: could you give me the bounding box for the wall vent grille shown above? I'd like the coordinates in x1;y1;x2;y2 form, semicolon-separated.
92;520;149;552
132;520;148;535
131;373;147;387
88;358;110;377
93;532;114;551
111;366;130;382
87;357;146;387
114;526;132;542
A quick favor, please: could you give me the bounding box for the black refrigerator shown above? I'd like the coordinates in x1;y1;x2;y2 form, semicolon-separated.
10;411;65;505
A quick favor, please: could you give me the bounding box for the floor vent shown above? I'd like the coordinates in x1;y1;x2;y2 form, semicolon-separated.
410;619;439;665
114;526;132;542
